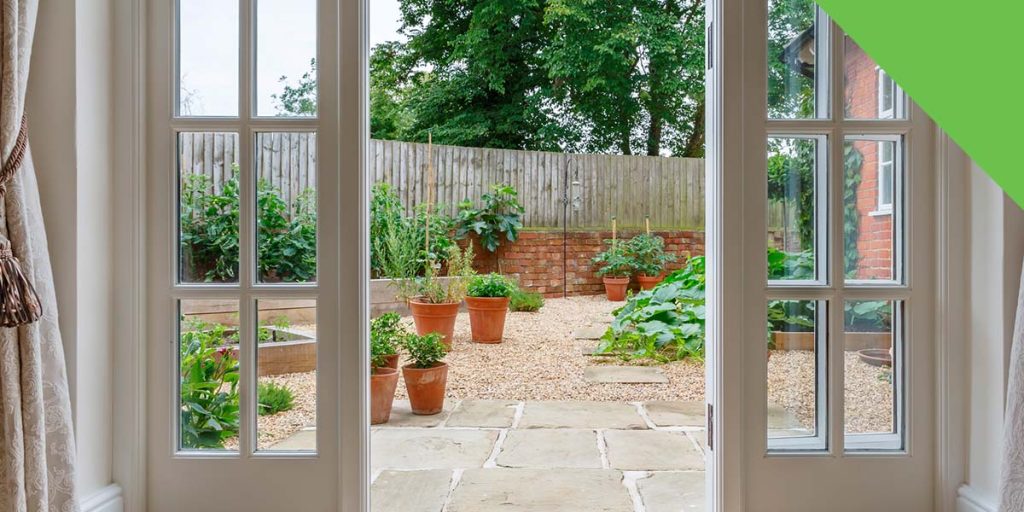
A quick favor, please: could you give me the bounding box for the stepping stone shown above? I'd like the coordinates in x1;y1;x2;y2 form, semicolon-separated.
637;471;706;512
371;470;452;512
644;401;705;427
584;366;668;384
448;469;633;512
496;430;602;469
267;428;316;451
382;399;458;428
579;343;619;357
446;400;518;428
519;401;647;430
371;428;499;472
603;430;704;471
767;403;803;430
573;326;608;340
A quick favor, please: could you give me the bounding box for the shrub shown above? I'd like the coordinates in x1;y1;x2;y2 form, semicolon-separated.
370;183;457;278
412;243;476;304
509;288;544;312
455;184;525;253
370;312;407;367
625;234;676;277
468;273;516;298
401;332;447;368
592;241;634;278
257;382;295;416
179;322;240;449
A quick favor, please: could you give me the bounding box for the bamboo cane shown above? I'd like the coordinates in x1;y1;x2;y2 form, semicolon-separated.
612;216;617;250
645;215;650;236
425;132;434;257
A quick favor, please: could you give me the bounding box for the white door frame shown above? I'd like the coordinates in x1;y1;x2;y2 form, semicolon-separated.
116;0;969;510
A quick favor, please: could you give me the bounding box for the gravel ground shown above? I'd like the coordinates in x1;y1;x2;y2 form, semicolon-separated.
255;296;894;442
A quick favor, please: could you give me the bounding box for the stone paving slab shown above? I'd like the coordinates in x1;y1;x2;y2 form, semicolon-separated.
371;428;499;472
267;428;316;451
573;326;608;340
767;404;803;430
638;471;706;512
448;469;634;512
371;470;451;512
518;401;647;430
496;429;602;469
584;366;668;384
643;400;705;427
603;430;705;471
382;399;459;428
446;399;518;428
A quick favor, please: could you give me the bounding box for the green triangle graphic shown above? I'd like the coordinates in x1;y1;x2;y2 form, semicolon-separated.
816;0;1024;207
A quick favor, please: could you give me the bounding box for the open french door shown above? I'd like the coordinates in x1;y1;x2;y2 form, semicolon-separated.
706;0;936;510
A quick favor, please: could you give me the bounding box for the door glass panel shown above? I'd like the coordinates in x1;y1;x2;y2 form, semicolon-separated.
767;299;826;451
255;132;318;283
179;132;241;284
256;300;317;452
843;137;900;282
256;0;318;117
844;36;906;120
844;300;901;450
768;0;828;119
767;137;822;282
178;0;238;117
179;299;241;452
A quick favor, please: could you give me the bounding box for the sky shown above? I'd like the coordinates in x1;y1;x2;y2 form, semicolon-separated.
179;0;403;116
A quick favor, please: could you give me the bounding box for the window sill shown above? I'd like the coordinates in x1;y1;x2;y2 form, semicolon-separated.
868;208;893;217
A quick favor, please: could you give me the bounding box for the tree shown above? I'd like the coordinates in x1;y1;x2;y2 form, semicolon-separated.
273;58;318;116
767;0;816;118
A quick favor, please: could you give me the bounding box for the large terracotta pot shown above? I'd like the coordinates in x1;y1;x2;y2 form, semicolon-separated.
637;274;663;290
602;276;630;301
381;353;399;369
408;299;460;349
370;367;399;425
465;296;511;343
402;362;449;415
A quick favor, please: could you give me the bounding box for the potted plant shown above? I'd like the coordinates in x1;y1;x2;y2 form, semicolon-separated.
400;332;449;415
626;234;677;290
392;243;475;350
370;312;406;369
592;241;634;301
465;273;516;343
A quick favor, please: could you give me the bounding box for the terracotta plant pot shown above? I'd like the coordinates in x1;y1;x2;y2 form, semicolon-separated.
408;299;460;349
370;367;399;425
465;296;511;343
402;362;449;415
637;274;663;290
381;353;399;370
602;276;630;301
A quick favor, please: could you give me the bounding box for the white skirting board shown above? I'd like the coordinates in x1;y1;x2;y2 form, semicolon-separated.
82;484;123;512
957;485;997;512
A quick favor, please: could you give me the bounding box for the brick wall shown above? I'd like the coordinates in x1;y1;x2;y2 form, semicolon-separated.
465;229;706;297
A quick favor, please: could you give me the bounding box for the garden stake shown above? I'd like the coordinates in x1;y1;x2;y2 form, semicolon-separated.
645;215;650;236
612;216;617;250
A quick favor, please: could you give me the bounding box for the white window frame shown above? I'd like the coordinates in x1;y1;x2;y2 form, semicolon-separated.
874;138;896;214
877;68;895;119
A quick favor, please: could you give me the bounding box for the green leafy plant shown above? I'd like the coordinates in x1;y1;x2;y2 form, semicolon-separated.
455;184;525;253
257;382;295;416
467;273;516;298
370;183;457;279
179;321;240;449
412;243;476;304
845;301;891;332
625;234;676;277
598;256;706;362
370;312;408;367
509;288;545;312
592;241;634;278
766;247;814;281
400;332;447;369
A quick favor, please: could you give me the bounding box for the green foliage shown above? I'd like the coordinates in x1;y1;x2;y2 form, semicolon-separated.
370;183;457;279
592;241;634;278
179;322;240;449
401;332;447;369
468;273;517;298
180;172;317;283
257;382;295;416
509;288;545;312
767;0;816;118
455;184;525;253
845;300;891;332
273;58;317;116
842;144;865;276
371;313;408;367
625;234;676;276
598;256;706;362
766;247;814;280
414;244;477;304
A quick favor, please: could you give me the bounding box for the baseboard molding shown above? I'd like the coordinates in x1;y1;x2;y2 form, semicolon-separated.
82;484;124;512
957;484;997;512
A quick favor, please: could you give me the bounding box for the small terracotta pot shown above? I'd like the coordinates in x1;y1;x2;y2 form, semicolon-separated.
637;274;664;290
408;299;460;349
602;276;630;301
402;362;449;415
370;367;399;425
381;353;399;370
465;296;511;343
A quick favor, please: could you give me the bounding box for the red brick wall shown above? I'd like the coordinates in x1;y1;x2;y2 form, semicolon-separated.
466;229;706;297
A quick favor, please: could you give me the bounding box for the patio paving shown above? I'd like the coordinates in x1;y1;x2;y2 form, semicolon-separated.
584;366;669;384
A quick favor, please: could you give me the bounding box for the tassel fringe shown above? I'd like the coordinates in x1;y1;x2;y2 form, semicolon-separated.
0;237;41;327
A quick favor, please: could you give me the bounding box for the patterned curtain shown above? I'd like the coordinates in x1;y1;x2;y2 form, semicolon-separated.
0;1;80;511
1001;261;1024;510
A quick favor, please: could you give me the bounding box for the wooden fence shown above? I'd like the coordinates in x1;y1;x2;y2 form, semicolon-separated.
179;133;731;229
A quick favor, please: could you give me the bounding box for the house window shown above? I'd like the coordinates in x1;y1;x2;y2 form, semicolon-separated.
877;141;895;212
877;69;896;119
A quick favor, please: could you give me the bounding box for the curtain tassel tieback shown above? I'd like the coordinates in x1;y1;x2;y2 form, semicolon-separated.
0;115;41;327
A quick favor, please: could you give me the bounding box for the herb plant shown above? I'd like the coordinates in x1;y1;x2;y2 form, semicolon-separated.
467;273;516;298
400;332;447;369
371;312;407;367
592;241;634;278
411;243;476;304
626;234;676;276
179;321;240;449
257;382;295;416
509;288;545;312
455;184;525;253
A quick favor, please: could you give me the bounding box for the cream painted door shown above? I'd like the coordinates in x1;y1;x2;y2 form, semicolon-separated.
706;0;936;510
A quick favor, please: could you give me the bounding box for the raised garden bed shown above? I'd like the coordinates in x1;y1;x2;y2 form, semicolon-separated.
214;327;318;377
771;331;890;351
371;277;459;316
